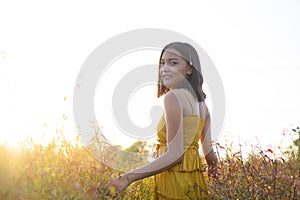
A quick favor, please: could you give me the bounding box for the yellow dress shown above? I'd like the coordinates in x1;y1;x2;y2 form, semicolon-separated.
154;90;208;200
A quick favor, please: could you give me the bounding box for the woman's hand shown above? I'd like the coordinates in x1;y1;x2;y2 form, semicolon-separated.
104;174;130;197
207;164;218;178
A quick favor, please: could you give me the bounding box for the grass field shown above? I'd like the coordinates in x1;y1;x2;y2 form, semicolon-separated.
0;127;299;199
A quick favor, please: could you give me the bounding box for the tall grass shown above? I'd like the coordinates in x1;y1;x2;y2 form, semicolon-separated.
0;126;299;199
0;130;154;199
207;142;299;199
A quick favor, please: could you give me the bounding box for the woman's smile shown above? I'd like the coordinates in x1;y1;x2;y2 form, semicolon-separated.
161;74;172;80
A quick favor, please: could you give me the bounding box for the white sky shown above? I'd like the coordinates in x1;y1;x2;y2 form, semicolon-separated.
0;0;300;152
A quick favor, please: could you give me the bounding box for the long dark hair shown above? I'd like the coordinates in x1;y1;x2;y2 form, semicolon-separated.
157;42;206;102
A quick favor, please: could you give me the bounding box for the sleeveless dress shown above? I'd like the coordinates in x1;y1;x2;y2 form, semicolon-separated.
153;89;208;200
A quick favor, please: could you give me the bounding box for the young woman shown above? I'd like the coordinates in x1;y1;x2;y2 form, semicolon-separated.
104;42;218;199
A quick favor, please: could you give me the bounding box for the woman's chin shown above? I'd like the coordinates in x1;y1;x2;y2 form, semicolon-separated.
162;82;173;88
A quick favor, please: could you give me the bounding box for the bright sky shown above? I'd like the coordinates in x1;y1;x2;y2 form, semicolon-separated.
1;0;300;152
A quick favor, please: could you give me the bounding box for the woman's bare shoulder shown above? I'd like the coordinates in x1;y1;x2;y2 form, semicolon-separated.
164;89;186;105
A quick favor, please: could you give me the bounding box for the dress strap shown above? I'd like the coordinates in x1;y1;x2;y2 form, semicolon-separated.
178;89;196;115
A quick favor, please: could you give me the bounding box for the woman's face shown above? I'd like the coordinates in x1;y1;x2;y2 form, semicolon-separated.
159;48;192;89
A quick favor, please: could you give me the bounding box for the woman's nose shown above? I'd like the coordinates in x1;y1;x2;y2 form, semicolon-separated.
160;64;170;73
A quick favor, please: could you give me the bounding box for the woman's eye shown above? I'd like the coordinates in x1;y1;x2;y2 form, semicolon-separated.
159;61;177;66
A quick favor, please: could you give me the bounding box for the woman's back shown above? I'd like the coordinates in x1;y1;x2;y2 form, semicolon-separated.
154;89;208;199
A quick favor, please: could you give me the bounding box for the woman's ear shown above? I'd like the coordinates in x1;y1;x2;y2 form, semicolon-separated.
187;65;192;75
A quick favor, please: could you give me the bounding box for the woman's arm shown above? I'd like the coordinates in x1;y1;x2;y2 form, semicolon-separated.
105;90;185;192
200;106;218;174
